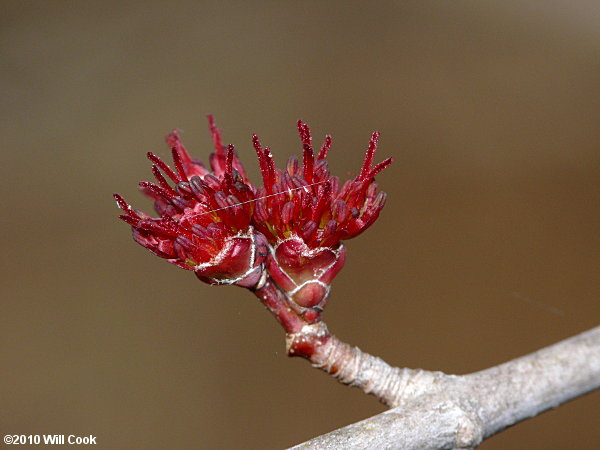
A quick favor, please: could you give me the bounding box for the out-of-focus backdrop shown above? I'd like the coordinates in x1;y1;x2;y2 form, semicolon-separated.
1;1;599;448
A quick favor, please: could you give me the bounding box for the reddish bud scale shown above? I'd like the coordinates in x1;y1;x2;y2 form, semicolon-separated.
267;236;346;323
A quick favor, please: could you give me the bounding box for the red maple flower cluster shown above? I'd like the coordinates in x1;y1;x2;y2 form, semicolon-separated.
115;116;391;321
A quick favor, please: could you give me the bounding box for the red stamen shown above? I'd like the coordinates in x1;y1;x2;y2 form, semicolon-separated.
369;157;393;179
264;147;276;187
139;181;174;203
202;174;220;190
359;132;379;181
225;144;234;177
151;165;178;197
175;235;198;252
282;201;295;225
311;182;332;222
331;199;347;224
147;152;180;183
166;130;193;167
138;220;179;237
118;214;139;226
171;146;189;183
191;224;209;239
207;114;223;154
252;134;270;192
189;175;210;201
113;193;140;219
300;220;317;240
171;196;191;211
298;120;314;184
317;135;332;160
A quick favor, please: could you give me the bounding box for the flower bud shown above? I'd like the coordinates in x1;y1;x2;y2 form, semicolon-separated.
251;120;391;316
193;229;269;287
115;117;267;288
267;235;346;322
115;117;392;322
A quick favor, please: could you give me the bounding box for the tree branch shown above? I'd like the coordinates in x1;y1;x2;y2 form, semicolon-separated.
285;322;445;408
254;278;449;407
253;279;599;447
290;326;600;449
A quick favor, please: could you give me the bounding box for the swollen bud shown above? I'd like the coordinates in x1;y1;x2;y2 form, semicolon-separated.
115;116;267;289
267;235;346;322
194;229;269;288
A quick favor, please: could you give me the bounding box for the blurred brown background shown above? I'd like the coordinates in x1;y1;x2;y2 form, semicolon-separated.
1;1;599;449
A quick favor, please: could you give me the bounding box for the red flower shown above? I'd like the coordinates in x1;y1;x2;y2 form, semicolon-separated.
252;120;392;249
114;116;268;288
251;121;392;320
115;117;391;323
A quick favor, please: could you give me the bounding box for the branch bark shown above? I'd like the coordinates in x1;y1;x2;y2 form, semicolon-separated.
290;325;600;449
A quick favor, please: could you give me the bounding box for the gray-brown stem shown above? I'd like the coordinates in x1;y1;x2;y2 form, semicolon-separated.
290;325;600;449
286;322;447;407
